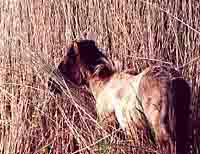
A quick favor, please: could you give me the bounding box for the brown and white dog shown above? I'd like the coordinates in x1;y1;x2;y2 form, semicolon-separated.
63;36;191;154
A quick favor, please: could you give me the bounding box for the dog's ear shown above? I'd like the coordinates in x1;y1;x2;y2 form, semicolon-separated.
94;64;113;79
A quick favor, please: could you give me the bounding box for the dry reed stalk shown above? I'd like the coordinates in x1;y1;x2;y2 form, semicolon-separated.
0;0;199;153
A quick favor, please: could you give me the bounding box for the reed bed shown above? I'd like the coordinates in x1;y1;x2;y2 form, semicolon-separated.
0;0;199;153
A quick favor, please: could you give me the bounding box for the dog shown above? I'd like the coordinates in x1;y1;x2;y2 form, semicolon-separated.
66;36;191;154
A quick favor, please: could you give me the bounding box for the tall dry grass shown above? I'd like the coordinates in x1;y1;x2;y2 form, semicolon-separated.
0;0;199;154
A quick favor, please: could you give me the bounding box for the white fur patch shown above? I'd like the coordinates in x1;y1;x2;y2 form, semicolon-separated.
95;69;148;130
113;71;146;129
112;95;126;130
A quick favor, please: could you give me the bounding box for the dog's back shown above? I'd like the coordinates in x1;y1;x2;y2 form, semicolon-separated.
138;66;191;153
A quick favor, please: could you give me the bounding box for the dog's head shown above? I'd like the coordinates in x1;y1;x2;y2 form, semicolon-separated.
60;42;81;85
48;33;116;94
73;33;115;79
48;43;84;94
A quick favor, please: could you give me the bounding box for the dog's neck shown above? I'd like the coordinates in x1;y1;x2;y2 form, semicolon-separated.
88;72;112;99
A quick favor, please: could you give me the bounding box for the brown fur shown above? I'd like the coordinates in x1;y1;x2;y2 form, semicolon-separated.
48;43;86;94
90;65;190;154
69;38;191;154
52;38;191;154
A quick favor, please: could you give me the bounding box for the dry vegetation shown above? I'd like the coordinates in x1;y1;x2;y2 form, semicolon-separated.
0;0;199;154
